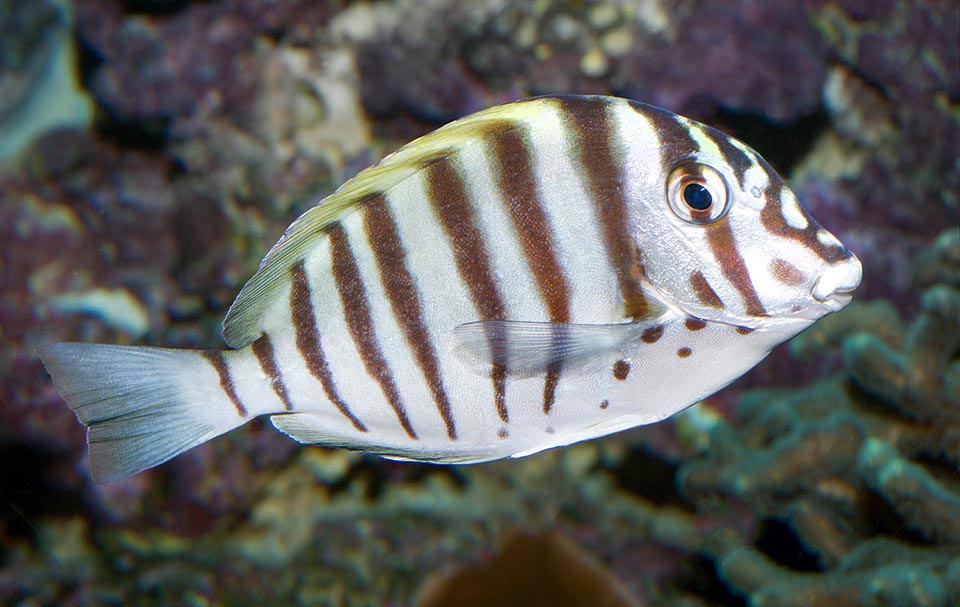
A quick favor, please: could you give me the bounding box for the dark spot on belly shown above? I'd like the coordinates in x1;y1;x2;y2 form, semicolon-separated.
685;318;706;331
641;325;664;344
677;347;692;358
600;399;609;409
736;326;755;335
498;427;508;439
612;359;630;380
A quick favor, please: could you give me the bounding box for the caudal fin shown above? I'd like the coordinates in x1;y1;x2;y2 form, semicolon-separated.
38;342;247;483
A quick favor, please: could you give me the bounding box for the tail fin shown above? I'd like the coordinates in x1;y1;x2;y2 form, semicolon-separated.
38;342;246;483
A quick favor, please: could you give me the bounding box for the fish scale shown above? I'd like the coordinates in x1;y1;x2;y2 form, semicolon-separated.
38;95;863;482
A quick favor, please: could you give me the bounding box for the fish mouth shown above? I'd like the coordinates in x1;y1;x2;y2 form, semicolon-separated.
783;299;850;321
776;286;857;322
822;292;853;309
811;256;862;306
812;286;855;314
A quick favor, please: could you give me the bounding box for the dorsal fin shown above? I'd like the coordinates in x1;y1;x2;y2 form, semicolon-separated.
222;97;560;348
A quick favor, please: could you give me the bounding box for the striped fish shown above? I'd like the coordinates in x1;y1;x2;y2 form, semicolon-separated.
39;95;862;483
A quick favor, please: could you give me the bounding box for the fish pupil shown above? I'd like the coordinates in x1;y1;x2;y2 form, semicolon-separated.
683;183;712;210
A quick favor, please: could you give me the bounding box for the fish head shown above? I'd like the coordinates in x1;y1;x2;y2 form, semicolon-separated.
632;115;862;337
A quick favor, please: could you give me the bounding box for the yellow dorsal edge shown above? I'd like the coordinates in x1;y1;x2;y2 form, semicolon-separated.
222;96;560;348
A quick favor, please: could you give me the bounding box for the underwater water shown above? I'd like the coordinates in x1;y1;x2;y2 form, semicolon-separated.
1;1;958;605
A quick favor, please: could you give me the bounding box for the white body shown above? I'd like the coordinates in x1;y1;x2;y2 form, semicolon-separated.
39;96;862;482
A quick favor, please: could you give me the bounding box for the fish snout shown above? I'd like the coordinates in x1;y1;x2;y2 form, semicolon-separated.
812;253;863;310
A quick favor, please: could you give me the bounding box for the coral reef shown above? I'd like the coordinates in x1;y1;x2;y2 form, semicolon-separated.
1;1;957;606
65;0;960;310
0;0;93;159
792;0;959;304
674;264;960;605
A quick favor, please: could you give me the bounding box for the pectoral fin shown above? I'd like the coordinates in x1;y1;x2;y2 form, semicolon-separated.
452;318;661;376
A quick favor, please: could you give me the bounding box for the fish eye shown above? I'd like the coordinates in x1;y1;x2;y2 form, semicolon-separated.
666;163;729;224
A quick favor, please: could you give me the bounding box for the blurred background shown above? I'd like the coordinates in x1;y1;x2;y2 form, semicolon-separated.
1;1;957;605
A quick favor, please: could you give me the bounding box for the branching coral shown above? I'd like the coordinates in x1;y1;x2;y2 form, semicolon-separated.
672;231;960;605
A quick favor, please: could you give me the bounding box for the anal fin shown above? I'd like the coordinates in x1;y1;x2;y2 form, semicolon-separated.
271;413;502;465
270;413;357;447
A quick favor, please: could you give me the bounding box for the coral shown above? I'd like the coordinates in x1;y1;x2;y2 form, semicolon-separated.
913;229;960;292
673;266;960;604
793;0;959;303
708;539;958;607
0;0;93;159
348;0;828;124
844;284;960;424
0;0;60;117
75;0;338;125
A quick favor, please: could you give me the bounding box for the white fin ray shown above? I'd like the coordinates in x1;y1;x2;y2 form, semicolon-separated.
221;98;559;348
451;319;657;377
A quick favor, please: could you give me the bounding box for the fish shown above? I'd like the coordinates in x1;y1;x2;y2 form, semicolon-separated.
38;95;863;483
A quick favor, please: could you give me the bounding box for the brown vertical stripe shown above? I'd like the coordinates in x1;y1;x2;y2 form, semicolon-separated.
289;261;368;432
702;125;753;191
659;110;847;264
328;223;417;439
492;363;508;423
426;156;510;423
425;156;506;321
488;124;570;414
252;335;293;411
542;369;560;415
654;113;766;316
558;97;652;319
363;196;457;440
202;350;247;417
759;171;849;263
644;109;767;318
489;126;570;322
704;218;767;317
637;104;699;161
623;243;651;319
691;271;724;308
